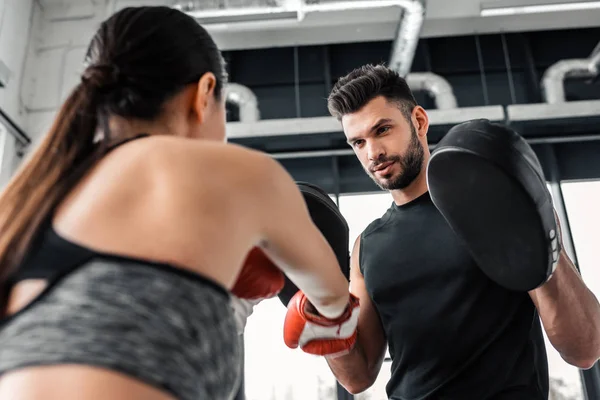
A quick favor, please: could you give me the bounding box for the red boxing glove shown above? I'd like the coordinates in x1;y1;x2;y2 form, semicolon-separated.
231;247;285;300
283;291;360;358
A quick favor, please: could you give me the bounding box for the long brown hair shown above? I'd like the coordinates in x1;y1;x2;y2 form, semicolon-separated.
0;6;226;304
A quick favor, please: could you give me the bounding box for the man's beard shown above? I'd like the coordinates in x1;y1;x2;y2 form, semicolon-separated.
367;124;425;191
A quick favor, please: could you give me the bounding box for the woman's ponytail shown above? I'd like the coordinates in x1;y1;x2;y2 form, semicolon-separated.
0;79;101;305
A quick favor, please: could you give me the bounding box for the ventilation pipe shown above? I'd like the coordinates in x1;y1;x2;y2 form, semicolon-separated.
541;42;600;103
225;83;261;122
303;1;427;78
174;1;425;78
384;2;458;109
305;2;448;108
387;0;427;78
406;72;458;109
176;1;432;110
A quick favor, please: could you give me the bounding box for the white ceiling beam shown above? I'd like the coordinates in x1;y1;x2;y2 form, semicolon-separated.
208;8;600;51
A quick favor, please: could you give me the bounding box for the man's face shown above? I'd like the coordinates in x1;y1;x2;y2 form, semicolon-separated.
342;96;425;191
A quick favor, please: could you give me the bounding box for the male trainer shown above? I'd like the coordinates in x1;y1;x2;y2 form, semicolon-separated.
317;64;600;399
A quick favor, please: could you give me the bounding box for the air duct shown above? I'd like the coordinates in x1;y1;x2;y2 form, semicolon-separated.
303;1;427;78
174;1;426;77
541;42;600;103
225;83;261;122
406;72;458;109
387;0;426;77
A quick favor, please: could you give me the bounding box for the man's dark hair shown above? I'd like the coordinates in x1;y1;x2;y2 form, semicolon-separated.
327;64;417;121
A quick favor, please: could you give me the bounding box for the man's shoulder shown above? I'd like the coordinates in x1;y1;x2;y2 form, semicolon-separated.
361;205;396;240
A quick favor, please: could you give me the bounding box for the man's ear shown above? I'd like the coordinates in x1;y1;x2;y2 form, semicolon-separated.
193;72;218;124
413;106;429;138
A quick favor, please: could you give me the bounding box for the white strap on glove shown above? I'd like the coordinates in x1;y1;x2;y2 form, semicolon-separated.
230;295;262;335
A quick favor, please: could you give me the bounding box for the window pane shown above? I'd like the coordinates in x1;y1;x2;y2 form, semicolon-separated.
542;329;585;399
338;192;394;245
244;298;338;400
561;180;600;302
337;192;396;400
545;183;586;399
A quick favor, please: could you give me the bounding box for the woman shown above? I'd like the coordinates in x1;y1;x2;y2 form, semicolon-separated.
0;6;352;400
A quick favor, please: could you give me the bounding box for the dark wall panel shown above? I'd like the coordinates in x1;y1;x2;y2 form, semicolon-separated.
280;157;338;190
251;85;299;119
224;27;600;185
224;27;600;123
298;83;330;118
329;41;392;79
556;141;600;182
527;28;600;67
298;46;328;83
228;47;295;86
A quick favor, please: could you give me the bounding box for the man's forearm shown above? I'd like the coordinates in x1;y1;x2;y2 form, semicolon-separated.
325;339;375;394
531;251;600;368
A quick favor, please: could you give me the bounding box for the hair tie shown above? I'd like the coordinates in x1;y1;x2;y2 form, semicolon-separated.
81;63;120;92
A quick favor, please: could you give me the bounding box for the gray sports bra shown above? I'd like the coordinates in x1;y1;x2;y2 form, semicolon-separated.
0;135;242;400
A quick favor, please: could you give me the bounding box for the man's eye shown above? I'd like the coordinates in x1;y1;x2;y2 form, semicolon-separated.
353;140;364;147
377;126;390;135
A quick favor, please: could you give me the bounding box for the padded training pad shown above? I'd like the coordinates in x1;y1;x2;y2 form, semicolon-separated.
427;119;560;292
277;182;350;307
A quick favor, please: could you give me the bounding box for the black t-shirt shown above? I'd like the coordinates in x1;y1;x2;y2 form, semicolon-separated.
359;191;549;400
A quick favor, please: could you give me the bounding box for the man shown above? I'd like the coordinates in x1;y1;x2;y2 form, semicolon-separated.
322;64;600;399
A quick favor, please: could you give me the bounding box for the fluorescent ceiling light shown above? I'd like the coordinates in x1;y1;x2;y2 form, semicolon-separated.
481;1;600;16
302;0;409;13
183;7;298;24
181;0;403;24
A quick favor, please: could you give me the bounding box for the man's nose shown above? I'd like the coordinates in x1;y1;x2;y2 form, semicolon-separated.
367;141;385;161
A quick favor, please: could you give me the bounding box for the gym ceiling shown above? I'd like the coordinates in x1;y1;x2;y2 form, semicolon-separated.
32;0;600;194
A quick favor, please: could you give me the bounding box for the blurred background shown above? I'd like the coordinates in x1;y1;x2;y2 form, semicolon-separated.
0;1;599;399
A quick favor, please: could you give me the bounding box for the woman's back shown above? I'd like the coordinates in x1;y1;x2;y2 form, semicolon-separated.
50;135;266;289
1;136;264;400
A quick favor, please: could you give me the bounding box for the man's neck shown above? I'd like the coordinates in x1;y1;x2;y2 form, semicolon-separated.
390;174;428;206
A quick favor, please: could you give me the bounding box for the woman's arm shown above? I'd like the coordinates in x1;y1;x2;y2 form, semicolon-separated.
247;152;350;319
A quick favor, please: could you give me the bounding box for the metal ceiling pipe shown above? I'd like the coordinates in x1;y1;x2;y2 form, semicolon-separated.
541;42;600;103
589;46;600;72
174;1;425;78
406;72;458;109
387;0;427;77
225;83;261;123
301;1;427;77
591;40;600;59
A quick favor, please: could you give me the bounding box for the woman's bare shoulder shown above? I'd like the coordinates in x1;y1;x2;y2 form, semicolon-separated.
121;136;284;211
140;136;267;166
